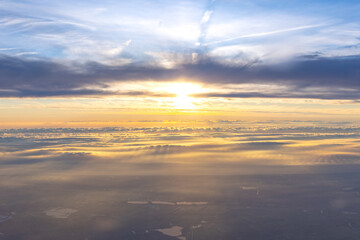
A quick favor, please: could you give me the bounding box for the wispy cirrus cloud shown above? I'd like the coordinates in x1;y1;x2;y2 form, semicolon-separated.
1;0;359;63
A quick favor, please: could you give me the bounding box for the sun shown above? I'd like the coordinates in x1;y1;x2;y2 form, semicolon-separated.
161;82;204;109
163;82;203;98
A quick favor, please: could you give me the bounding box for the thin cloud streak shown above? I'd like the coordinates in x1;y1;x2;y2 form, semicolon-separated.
191;91;360;100
204;24;325;46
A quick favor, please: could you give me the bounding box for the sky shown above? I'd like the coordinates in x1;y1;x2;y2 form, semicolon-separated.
2;3;360;238
1;0;360;126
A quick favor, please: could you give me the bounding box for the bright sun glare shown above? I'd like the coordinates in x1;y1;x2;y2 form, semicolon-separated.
162;82;204;109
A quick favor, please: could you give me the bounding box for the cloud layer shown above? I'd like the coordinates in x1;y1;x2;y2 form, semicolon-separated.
1;121;360;170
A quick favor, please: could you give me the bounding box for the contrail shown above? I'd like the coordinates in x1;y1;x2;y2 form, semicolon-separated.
203;24;324;46
196;0;216;47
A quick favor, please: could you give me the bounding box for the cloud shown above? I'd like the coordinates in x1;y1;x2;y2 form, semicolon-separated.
0;89;175;98
196;1;215;47
191;90;360;100
1;54;360;99
204;24;324;46
1;123;360;171
14;52;38;56
201;10;213;24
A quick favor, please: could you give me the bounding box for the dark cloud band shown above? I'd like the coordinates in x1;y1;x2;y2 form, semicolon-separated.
1;54;360;99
